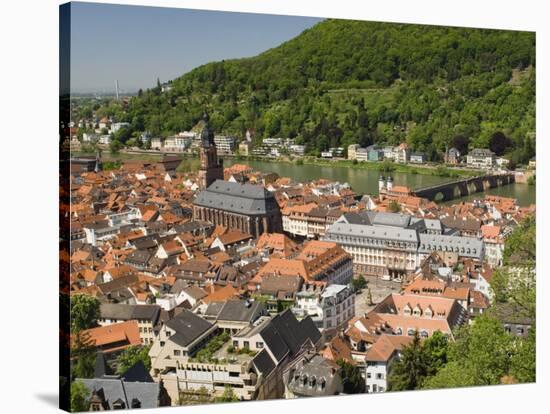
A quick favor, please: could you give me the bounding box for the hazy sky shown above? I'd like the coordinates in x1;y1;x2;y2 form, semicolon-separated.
69;2;322;93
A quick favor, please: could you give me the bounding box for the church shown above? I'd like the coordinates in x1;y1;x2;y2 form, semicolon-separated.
193;114;282;238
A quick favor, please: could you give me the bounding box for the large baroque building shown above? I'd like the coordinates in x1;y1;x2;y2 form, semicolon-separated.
193;113;282;237
324;211;484;279
194;180;283;238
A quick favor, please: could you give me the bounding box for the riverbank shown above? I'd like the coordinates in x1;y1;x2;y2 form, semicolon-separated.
75;149;482;179
72;150;535;205
230;154;483;179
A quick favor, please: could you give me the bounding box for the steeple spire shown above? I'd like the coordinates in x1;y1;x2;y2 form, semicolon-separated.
200;112;214;146
94;150;101;173
198;111;223;189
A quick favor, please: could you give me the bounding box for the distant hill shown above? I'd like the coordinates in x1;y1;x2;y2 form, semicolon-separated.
92;19;535;164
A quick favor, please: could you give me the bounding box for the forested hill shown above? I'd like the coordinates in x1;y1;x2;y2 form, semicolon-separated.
93;19;536;164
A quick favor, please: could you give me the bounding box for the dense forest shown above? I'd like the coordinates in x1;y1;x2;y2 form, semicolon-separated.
87;19;536;164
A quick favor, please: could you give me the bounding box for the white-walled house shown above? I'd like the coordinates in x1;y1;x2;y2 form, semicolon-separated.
292;284;355;341
365;335;413;393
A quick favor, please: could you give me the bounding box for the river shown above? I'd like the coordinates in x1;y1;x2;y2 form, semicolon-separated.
223;158;536;206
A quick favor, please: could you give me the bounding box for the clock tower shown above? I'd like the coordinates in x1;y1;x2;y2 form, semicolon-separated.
198;112;223;189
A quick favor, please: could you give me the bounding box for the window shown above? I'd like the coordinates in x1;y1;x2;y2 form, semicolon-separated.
174;350;181;356
256;342;264;349
233;340;239;347
516;326;524;335
367;372;371;378
243;341;250;349
160;341;165;347
407;329;415;336
376;373;383;379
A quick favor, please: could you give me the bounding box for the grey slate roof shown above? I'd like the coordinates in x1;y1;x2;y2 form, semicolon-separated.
418;233;484;259
205;299;266;323
121;361;154;383
165;310;213;347
269;310;321;356
252;349;276;377
328;211;484;259
371;212;412;228
259;322;290;363
194;179;277;215
327;221;419;244
100;304;161;323
80;378;161;409
287;355;342;397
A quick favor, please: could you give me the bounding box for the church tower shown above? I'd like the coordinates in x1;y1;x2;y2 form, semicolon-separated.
198;112;223;189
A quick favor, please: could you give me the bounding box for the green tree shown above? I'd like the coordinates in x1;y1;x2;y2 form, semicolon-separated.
351;275;367;291
214;385;239;402
503;216;536;267
509;327;536;383
116;345;152;374
451;134;470;154
179;387;212;405
389;200;401;213
422;361;476;389
489;131;509;155
109;139;123;154
337;360;366;394
431;316;514;387
423;331;449;377
71;332;96;380
70;294;100;333
387;331;428;390
70;380;90;412
494;216;536;318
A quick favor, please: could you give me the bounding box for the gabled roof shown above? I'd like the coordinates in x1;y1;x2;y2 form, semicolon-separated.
80;378;161;409
194;180;277;215
99;304;161;324
165;310;213;347
77;321;141;353
205;299;265;323
366;334;414;362
252;349;276;377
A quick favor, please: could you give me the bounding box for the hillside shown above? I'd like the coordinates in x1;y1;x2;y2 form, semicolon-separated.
91;19;536;164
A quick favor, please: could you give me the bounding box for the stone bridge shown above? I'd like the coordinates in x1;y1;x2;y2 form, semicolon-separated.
412;173;515;202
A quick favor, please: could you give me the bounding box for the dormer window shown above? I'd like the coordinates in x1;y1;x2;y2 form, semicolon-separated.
413;306;422;317
407;328;415;336
424;307;433;318
403;304;412;316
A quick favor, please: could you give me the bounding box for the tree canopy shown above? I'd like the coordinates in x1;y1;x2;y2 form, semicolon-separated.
116;345;152;375
337;359;366;394
70;380;90;412
70;294;100;333
90;19;535;161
